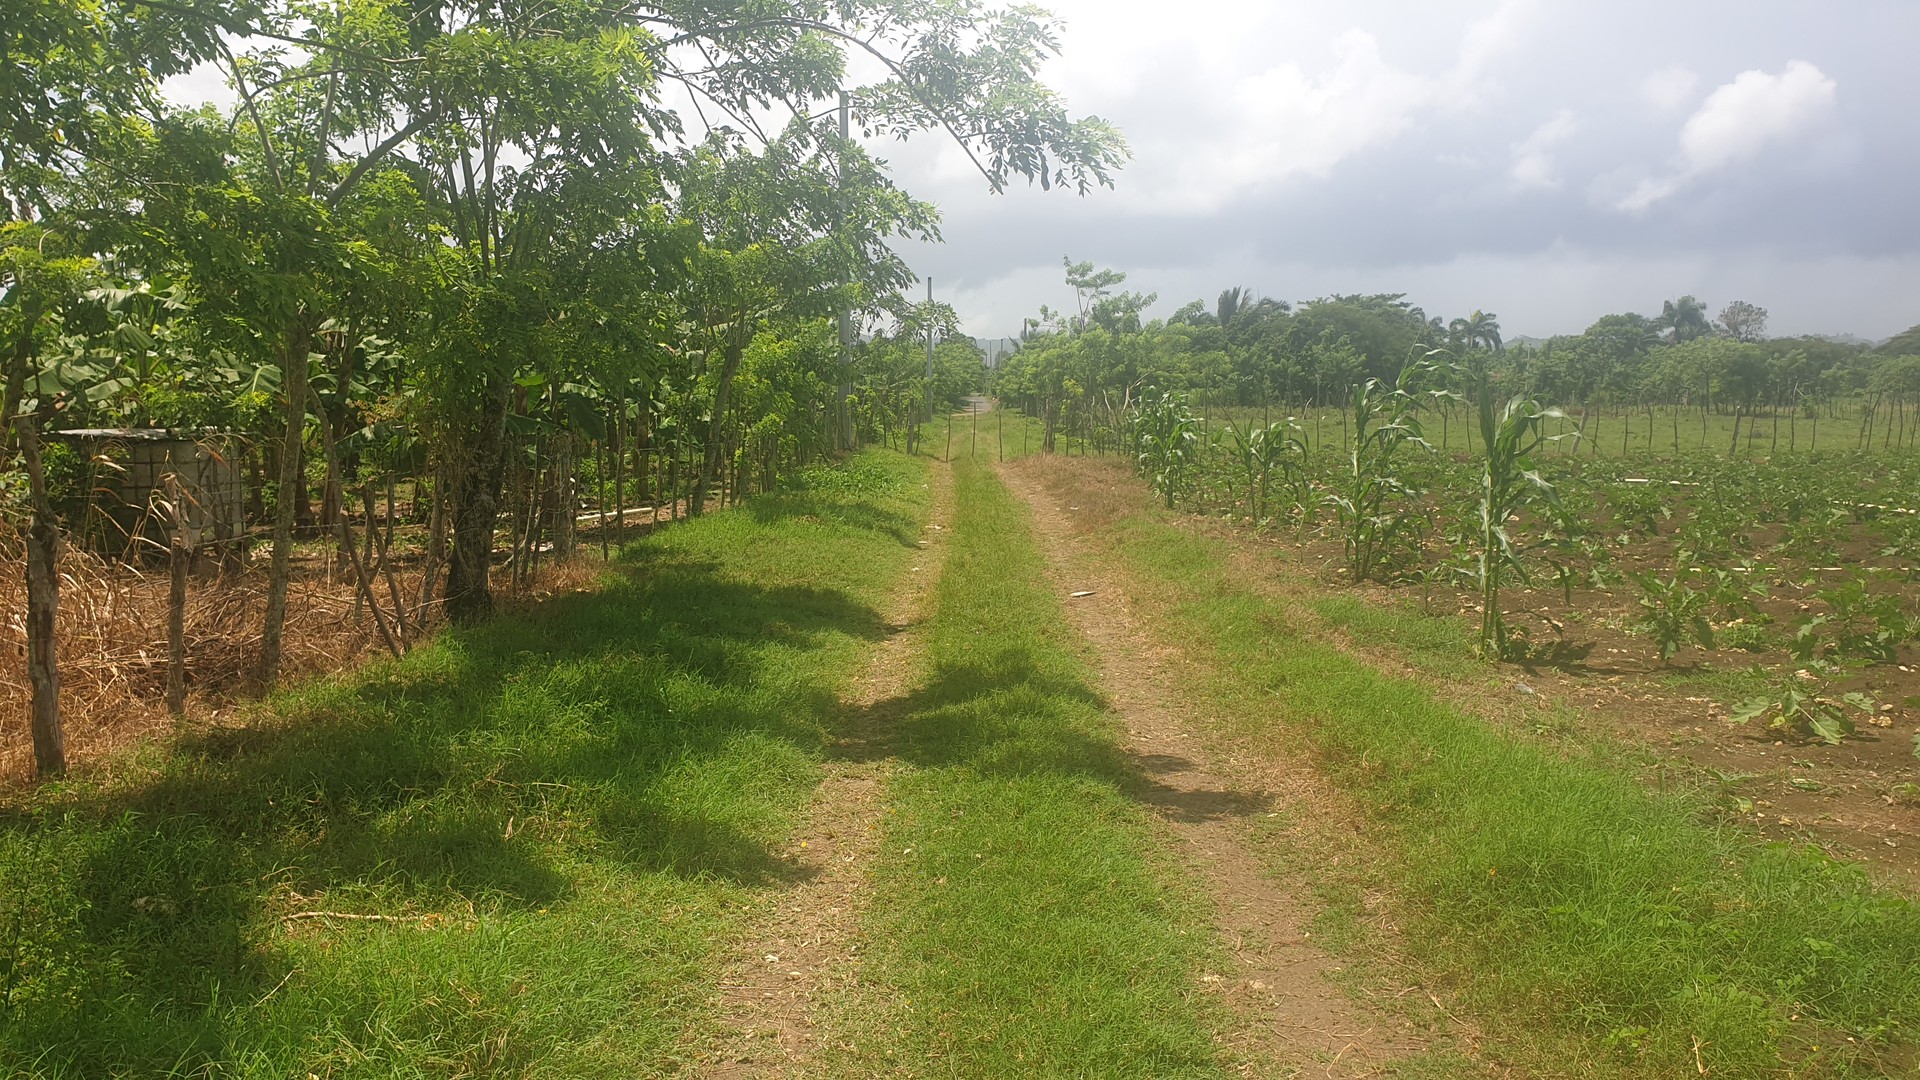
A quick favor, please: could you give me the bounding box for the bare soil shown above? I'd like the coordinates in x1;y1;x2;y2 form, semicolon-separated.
1045;454;1920;892
999;458;1462;1079
0;511;676;784
702;462;955;1078
1263;530;1920;892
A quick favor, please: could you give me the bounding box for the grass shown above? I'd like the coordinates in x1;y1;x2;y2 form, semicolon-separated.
1098;508;1920;1078
1309;592;1487;681
822;456;1224;1077
0;449;931;1078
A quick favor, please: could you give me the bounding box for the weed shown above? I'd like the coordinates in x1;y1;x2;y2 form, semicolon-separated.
1791;571;1916;665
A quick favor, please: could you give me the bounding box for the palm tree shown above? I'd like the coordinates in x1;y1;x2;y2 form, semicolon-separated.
1658;295;1712;343
1216;285;1253;329
1462;310;1503;352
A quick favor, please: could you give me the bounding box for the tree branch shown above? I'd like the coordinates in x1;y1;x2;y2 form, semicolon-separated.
326;115;427;207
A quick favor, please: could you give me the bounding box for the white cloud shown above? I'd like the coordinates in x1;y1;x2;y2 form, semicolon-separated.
1143;3;1532;212
1615;59;1837;212
1680;60;1837;173
1639;65;1699;113
160;60;238;112
1510;109;1577;190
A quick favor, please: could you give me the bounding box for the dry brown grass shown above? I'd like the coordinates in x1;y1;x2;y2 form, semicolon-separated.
0;524;644;785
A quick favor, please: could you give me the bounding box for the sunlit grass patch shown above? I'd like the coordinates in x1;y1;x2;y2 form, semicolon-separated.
0;450;929;1078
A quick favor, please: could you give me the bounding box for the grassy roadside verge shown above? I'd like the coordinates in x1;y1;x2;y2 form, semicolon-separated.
1098;509;1920;1078
0;451;929;1078
825;457;1224;1077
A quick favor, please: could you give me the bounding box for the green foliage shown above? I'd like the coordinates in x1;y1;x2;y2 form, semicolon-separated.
1129;389;1201;509
1223;417;1308;522
1445;348;1568;660
0;451;931;1075
1630;562;1716;661
1325;369;1431;583
1115;512;1920;1078
1791;572;1917;665
1732;669;1878;745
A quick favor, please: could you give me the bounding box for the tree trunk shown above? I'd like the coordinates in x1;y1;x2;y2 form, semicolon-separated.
549;432;575;557
443;377;512;625
419;462;447;618
16;414;65;778
312;395;402;659
690;338;745;517
258;324;311;690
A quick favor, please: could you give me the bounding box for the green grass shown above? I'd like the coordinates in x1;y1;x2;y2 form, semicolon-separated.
0;450;931;1078
1101;511;1920;1079
1310;592;1486;681
824;457;1224;1077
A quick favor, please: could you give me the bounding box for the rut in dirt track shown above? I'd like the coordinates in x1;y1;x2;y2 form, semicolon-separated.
998;458;1437;1078
701;461;955;1078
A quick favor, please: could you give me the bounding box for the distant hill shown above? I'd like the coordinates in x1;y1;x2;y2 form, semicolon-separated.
1873;325;1920;354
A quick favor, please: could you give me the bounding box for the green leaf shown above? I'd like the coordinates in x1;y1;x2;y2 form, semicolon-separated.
1805;715;1849;746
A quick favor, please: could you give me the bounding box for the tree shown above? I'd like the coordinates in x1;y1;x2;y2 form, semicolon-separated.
0;223;98;777
1875;323;1920;356
1718;300;1769;343
1063;257;1128;331
1216;286;1252;329
1658;295;1712;343
1450;310;1503;353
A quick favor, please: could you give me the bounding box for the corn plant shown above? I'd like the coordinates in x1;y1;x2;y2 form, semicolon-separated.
1323;368;1432;583
1224;418;1309;523
1446;350;1569;659
1130;390;1201;509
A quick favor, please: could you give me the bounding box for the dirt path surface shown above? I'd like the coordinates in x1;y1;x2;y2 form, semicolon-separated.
702;462;955;1079
998;458;1437;1079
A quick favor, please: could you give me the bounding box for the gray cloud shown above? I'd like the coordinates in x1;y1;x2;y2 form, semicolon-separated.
881;0;1920;339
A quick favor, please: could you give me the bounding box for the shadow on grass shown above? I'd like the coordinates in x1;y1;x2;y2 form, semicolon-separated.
747;489;923;549
0;523;891;1072
828;642;1271;827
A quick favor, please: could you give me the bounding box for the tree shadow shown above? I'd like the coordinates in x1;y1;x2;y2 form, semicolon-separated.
827;642;1271;827
746;491;924;549
0;518;891;1073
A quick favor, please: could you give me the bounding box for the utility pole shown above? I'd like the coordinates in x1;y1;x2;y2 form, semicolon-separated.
836;90;854;450
925;277;936;434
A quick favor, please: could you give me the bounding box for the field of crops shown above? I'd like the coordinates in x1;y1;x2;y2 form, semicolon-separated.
1104;383;1920;884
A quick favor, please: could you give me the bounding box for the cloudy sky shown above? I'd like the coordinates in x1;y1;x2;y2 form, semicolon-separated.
162;1;1919;341
874;0;1920;341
